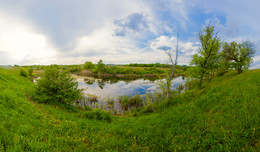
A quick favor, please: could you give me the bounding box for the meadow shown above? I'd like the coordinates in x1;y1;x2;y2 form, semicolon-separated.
0;67;259;151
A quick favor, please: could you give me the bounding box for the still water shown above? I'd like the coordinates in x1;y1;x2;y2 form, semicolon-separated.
75;75;186;99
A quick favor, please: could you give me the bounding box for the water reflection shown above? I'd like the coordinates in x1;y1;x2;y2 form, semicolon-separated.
76;76;185;99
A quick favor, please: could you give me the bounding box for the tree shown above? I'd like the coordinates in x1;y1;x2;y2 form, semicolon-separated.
83;61;94;70
32;65;82;104
157;26;180;99
190;25;221;87
97;59;105;74
222;40;255;74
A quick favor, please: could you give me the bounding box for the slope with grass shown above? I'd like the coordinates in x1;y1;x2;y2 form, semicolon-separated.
0;67;259;151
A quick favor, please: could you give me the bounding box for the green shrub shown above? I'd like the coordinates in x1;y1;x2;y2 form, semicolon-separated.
32;65;82;104
28;68;33;77
20;69;27;77
216;70;228;76
185;77;199;90
83;61;94;70
83;109;111;122
145;67;164;74
177;83;184;93
69;67;81;73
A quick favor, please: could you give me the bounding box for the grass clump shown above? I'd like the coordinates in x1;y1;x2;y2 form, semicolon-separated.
119;94;143;111
20;69;28;77
82;109;112;123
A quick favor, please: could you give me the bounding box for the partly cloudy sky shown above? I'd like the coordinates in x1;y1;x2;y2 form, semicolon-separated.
0;0;259;69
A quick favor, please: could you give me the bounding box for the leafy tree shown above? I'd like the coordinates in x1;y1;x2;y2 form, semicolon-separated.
33;65;82;104
83;61;94;70
97;59;105;74
190;25;221;87
222;41;255;74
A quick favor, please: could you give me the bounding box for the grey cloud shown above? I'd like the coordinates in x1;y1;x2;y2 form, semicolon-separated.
0;51;10;65
113;13;149;37
0;0;136;51
157;46;172;50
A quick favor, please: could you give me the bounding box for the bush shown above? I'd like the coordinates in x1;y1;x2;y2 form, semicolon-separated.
83;61;94;70
184;77;199;90
32;65;82;104
69;67;81;73
20;69;27;77
216;70;228;76
28;68;33;77
83;109;112;122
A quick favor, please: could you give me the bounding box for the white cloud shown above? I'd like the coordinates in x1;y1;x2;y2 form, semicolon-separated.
149;35;199;65
0;12;57;65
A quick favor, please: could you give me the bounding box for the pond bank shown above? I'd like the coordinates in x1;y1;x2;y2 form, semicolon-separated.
73;75;186;113
78;70;185;79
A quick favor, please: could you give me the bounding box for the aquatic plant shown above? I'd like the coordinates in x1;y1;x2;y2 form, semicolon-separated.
119;94;143;111
177;83;184;94
143;94;155;113
106;98;115;109
88;95;98;104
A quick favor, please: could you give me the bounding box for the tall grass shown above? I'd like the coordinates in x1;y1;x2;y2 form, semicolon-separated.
118;94;143;111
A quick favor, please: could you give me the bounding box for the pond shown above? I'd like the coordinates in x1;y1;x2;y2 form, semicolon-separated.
73;75;186;113
75;76;186;99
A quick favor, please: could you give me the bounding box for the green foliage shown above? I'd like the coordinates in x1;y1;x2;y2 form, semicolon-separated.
222;41;255;73
97;59;105;74
129;63;171;68
184;77;199;90
119;94;143;111
32;65;82;104
104;65;118;75
142;94;155;113
69;67;81;73
106;98;115;109
1;68;259;151
190;25;221;87
216;70;228;76
146;67;164;74
28;68;33;77
156;71;172;98
83;61;94;70
156;75;168;95
83;109;112;123
177;83;184;93
20;69;28;77
81;60;186;76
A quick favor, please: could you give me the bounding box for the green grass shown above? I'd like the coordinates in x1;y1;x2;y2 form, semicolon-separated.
0;68;259;151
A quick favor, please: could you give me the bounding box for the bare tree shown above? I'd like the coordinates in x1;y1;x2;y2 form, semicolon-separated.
158;26;180;99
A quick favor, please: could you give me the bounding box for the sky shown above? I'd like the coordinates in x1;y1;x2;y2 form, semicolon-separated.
0;0;259;69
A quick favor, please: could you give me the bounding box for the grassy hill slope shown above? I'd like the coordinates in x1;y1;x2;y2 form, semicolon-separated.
0;67;259;151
